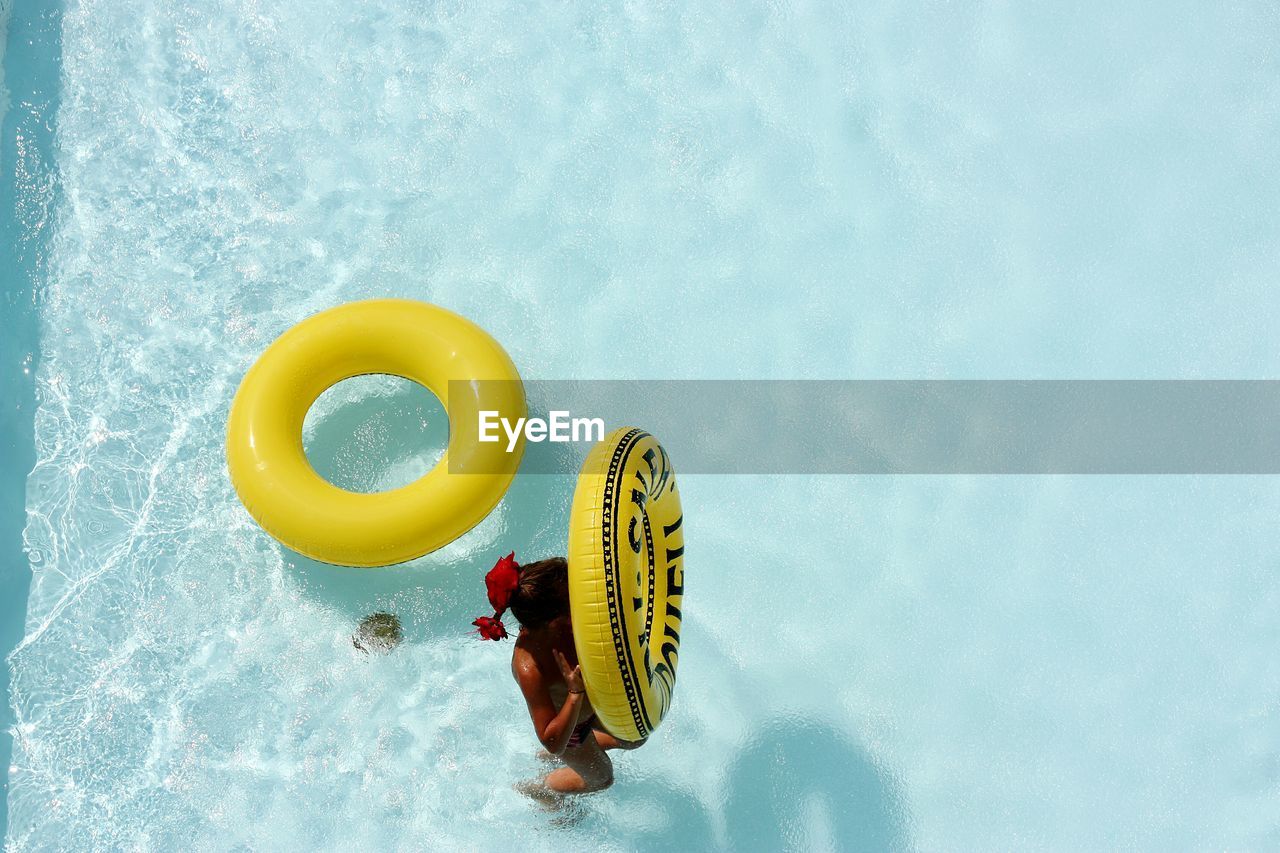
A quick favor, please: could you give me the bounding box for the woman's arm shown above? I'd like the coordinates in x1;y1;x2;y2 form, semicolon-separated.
512;649;588;756
536;690;586;757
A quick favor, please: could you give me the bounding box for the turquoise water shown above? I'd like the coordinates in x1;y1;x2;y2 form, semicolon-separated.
6;0;1280;849
1;0;57;842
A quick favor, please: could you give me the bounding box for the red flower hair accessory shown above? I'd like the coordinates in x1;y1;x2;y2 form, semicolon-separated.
473;552;520;640
472;615;508;641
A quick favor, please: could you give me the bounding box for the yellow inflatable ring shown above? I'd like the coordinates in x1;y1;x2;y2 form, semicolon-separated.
569;427;685;742
226;299;526;567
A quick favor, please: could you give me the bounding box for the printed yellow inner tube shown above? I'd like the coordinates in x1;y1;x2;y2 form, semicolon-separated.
569;427;684;742
226;299;525;567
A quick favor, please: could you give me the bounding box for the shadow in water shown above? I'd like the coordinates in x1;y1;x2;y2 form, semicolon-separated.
279;381;579;643
720;716;907;852
604;716;906;853
597;617;908;851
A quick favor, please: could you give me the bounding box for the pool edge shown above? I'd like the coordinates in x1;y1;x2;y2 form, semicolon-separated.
1;0;61;842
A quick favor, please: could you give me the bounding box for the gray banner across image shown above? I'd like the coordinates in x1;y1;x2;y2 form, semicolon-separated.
448;380;1280;474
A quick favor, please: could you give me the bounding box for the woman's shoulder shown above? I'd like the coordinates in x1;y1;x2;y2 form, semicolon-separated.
510;639;544;684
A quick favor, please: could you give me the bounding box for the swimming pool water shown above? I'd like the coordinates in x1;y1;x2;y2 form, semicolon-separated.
2;0;57;842
6;0;1280;849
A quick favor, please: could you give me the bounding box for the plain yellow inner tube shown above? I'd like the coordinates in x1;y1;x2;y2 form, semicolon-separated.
226;299;526;567
569;427;684;742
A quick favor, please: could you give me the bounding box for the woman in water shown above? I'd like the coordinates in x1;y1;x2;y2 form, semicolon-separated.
473;553;643;797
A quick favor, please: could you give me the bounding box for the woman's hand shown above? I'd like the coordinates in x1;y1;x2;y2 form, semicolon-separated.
554;649;586;695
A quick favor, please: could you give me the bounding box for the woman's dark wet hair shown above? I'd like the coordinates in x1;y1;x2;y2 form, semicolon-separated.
508;557;569;630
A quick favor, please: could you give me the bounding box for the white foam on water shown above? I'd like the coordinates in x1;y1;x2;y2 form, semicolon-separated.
8;0;1280;849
